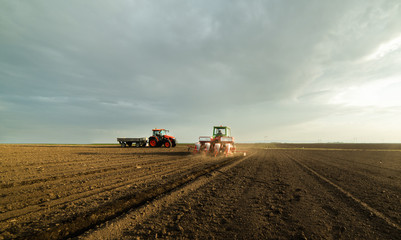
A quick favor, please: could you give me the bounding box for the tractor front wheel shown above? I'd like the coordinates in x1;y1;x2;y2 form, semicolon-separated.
164;140;172;148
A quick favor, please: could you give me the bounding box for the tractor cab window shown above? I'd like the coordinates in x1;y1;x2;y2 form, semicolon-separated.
214;128;226;136
153;130;166;136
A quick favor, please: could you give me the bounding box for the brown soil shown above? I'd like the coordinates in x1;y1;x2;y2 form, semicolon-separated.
1;144;401;239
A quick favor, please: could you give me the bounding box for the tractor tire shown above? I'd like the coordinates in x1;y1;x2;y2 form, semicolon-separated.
149;138;158;147
172;140;176;147
164;140;172;148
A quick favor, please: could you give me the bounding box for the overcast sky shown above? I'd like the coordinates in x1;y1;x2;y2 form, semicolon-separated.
1;0;401;143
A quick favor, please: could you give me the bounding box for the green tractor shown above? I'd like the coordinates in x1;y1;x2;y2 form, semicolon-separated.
194;126;236;156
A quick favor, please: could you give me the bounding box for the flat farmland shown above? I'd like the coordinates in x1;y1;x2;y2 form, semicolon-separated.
0;144;238;239
1;144;401;239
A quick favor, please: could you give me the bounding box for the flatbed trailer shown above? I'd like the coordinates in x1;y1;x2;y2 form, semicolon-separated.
117;137;147;148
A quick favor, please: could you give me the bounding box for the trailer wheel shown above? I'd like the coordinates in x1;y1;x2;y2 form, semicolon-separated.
164;140;172;148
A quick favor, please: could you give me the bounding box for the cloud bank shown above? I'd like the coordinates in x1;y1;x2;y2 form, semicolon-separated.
1;0;401;143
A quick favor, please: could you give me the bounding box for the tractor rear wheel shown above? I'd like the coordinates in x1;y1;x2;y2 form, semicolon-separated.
164;140;172;148
149;138;157;147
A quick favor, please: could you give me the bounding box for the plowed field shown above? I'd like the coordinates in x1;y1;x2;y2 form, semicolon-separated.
1;144;401;239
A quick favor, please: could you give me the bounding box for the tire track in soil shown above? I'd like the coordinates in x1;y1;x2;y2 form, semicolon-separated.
129;150;310;239
289;149;401;225
284;151;401;232
3;145;400;239
0;146;224;239
111;150;306;239
27;155;245;240
79;153;255;240
0;147;189;186
1;155;205;217
302;150;401;173
109;149;401;239
1;153;209;218
0;152;192;189
1;163;193;222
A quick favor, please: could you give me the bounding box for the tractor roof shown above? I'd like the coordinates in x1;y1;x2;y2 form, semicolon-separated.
214;126;230;129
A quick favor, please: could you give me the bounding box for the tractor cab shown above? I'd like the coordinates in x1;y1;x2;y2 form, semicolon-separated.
212;126;231;137
152;129;168;137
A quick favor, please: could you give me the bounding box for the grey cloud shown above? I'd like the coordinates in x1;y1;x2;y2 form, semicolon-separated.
1;0;401;143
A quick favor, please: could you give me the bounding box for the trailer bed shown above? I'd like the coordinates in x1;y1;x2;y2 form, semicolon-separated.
117;137;147;147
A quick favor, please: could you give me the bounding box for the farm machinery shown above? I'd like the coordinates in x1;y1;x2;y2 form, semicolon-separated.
194;126;237;156
117;128;177;148
148;128;176;148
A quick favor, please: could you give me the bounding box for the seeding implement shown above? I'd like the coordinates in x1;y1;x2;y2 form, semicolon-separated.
194;126;237;156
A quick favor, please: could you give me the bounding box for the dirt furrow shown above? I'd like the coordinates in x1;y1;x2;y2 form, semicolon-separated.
302;150;401;175
1;156;216;220
107;149;400;239
0;145;243;240
29;156;241;240
285;149;401;226
0;151;192;186
288;153;401;231
1;154;203;207
2;144;400;239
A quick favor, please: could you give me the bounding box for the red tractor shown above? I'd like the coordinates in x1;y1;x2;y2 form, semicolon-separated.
148;129;177;148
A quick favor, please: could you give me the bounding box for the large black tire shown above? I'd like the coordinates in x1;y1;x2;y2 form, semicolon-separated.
164;139;172;148
172;140;176;147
